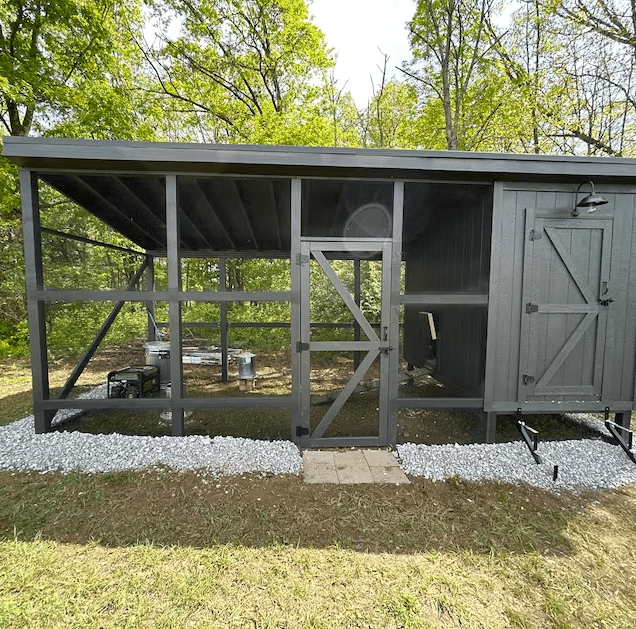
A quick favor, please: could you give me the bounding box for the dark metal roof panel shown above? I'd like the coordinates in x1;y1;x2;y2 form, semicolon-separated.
5;136;636;181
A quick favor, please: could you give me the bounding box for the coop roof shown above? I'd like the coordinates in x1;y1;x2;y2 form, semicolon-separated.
5;137;636;255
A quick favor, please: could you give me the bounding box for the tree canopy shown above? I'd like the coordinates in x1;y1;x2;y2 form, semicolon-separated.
3;0;636;356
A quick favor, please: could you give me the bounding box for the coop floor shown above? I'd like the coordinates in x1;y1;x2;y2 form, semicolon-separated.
54;347;628;443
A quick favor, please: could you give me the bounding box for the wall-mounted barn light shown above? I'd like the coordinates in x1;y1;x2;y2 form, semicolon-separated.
572;181;608;216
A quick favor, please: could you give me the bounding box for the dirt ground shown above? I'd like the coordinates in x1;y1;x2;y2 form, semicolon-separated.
54;344;619;445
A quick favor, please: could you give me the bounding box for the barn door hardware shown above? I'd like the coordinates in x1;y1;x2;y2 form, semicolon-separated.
528;229;542;241
380;326;393;354
525;303;539;314
296;342;309;352
598;282;614;307
604;409;636;464
522;374;535;386
296;253;309;265
295;425;309;437
516;412;559;481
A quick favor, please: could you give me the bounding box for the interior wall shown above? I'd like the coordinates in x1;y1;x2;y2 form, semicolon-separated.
402;183;493;396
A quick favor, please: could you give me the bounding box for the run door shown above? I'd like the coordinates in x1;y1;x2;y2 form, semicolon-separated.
297;239;392;447
519;213;614;404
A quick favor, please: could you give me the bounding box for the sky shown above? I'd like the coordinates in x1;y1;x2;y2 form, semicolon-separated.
309;0;416;107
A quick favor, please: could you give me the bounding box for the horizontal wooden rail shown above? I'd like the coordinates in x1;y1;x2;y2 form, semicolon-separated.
399;293;488;305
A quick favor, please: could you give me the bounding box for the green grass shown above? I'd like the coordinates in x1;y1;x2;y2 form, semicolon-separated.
0;357;33;427
2;354;636;627
0;469;635;628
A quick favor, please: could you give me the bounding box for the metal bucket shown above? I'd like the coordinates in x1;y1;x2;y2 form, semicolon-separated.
237;352;256;380
144;340;171;386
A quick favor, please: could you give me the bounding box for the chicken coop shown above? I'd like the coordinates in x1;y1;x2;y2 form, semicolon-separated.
4;137;636;447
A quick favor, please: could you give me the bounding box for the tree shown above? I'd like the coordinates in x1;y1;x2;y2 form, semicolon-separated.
0;0;150;139
146;0;335;144
402;0;511;150
498;0;636;156
0;0;157;355
355;53;420;149
321;70;360;147
552;0;636;155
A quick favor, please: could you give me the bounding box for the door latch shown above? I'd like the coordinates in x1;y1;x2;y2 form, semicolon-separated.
598;281;613;306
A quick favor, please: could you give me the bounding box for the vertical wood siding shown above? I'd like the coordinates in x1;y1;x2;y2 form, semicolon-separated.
487;183;636;409
402;184;492;395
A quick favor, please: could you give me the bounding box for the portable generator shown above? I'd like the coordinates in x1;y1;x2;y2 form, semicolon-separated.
107;365;160;399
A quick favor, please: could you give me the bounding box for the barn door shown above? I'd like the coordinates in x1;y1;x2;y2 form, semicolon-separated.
519;212;614;404
297;239;392;447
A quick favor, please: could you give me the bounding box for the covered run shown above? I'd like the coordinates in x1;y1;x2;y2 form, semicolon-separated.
4;137;636;447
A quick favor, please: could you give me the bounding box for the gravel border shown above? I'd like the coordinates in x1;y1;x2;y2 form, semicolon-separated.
1;386;634;490
396;439;636;492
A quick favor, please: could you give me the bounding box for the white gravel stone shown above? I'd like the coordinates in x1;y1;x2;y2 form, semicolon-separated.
397;439;636;492
0;386;302;477
1;386;634;490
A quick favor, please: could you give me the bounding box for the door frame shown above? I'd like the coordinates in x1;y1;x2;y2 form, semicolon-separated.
296;238;393;448
518;208;614;405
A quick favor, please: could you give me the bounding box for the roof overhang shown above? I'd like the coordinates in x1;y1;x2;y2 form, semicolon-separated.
5;136;636;182
5;137;636;256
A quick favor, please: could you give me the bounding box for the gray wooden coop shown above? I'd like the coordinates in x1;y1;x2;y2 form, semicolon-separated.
4;137;636;448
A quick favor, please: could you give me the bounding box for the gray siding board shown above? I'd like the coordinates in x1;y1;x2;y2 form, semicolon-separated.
483;182;503;409
488;189;524;405
490;183;636;410
507;193;529;402
616;193;636;401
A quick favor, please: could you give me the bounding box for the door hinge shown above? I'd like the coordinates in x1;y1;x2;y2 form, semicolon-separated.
526;303;539;314
529;229;542;241
296;254;309;265
295;425;309;437
296;341;309;352
523;375;535;386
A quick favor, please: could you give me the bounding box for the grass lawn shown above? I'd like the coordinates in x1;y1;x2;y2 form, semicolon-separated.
1;355;636;628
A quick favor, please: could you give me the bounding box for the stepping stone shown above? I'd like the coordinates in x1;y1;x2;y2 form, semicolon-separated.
302;449;410;484
302;451;339;483
363;449;410;484
333;450;374;484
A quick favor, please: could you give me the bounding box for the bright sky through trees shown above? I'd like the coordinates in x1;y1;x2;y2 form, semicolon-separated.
310;0;518;106
310;0;414;105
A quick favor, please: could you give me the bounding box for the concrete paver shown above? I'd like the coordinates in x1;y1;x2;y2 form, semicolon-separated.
333;450;374;484
368;465;410;484
362;449;399;467
302;451;339;483
302;449;410;484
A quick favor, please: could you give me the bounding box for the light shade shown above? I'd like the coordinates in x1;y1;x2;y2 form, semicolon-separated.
573;182;608;216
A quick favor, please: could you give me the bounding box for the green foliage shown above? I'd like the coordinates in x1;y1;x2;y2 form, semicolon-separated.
0;156;25;333
0;0;148;138
405;0;507;150
362;80;420;149
0;320;29;358
45;302;149;357
150;0;336;145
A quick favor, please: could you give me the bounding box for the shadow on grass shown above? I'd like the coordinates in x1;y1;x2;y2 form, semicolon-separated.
0;390;33;427
2;468;630;558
